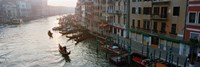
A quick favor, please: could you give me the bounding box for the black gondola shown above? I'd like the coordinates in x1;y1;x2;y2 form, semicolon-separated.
58;44;71;56
48;30;53;38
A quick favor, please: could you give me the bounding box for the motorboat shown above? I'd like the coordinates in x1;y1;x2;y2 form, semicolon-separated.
12;19;23;24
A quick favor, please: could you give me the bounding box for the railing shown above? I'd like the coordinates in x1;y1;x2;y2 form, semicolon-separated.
153;0;170;2
114;10;122;15
122;10;127;14
152;0;170;4
107;10;115;14
151;14;168;20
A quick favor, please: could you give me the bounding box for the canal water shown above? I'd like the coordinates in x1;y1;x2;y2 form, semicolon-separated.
0;15;116;67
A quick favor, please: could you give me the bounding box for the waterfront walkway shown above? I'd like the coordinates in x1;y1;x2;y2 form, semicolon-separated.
97;32;188;67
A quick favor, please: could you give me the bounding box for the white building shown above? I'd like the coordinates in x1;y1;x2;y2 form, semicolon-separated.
16;0;31;18
2;2;18;19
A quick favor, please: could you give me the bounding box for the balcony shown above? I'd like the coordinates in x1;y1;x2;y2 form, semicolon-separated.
152;0;170;5
107;0;115;5
151;14;168;20
114;10;122;15
107;10;115;14
122;10;127;14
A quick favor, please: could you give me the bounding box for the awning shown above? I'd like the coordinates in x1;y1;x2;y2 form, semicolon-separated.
99;22;108;27
129;28;180;43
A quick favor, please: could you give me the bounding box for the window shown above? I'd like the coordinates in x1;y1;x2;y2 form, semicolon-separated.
138;0;141;2
153;22;157;32
132;19;135;28
114;28;117;34
189;12;196;23
110;26;112;33
161;23;166;33
132;0;136;2
143;21;146;29
143;7;152;15
138;7;141;14
147;21;150;30
154;7;159;15
190;32;200;41
198;12;200;24
121;29;124;36
137;20;140;28
173;7;180;16
171;24;176;34
123;15;126;24
144;0;151;1
132;7;136;14
143;20;150;30
118;15;120;24
161;7;168;18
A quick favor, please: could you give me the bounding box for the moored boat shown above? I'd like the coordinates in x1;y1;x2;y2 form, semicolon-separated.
109;56;127;66
52;26;62;30
11;18;23;24
131;53;151;67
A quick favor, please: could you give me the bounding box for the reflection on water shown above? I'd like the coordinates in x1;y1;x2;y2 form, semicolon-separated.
0;15;115;67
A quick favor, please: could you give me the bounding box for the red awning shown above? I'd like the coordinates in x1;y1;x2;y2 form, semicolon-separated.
99;22;108;27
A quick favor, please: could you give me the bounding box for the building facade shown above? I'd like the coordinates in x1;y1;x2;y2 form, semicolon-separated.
129;0;189;56
75;0;200;66
185;0;200;54
75;0;103;33
101;0;128;38
16;0;31;18
30;0;48;18
1;0;18;22
0;0;32;22
76;0;194;57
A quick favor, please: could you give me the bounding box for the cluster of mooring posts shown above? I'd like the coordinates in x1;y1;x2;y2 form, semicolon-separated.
92;28;184;67
52;14;94;45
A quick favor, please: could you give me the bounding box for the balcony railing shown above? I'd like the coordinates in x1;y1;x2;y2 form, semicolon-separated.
107;10;115;14
151;14;168;20
122;10;127;14
152;0;170;4
114;10;122;15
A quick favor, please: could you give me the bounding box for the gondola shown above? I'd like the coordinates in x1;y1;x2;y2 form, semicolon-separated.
58;44;71;56
48;30;53;38
131;53;151;67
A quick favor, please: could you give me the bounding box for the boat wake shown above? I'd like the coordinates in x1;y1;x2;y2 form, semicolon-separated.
50;57;65;64
0;51;13;58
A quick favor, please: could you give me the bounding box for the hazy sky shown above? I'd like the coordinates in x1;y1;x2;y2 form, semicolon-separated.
48;0;77;7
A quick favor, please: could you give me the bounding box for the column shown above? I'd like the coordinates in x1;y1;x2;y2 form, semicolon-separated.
149;36;152;46
179;43;184;55
163;40;167;50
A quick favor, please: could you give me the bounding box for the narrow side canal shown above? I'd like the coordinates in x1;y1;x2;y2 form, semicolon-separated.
0;15;115;67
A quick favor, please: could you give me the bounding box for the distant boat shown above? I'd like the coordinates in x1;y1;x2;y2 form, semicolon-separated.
12;19;23;24
58;44;71;56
